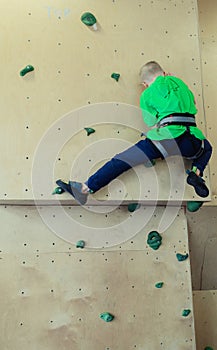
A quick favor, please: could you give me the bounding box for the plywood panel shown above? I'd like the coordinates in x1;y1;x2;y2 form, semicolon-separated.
193;290;217;349
198;0;217;203
187;206;217;290
1;206;188;249
0;0;210;202
0;206;196;349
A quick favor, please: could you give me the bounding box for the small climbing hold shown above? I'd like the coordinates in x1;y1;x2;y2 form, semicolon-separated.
155;282;164;289
76;240;85;249
144;159;156;168
111;73;120;82
187;201;203;212
20;65;34;76
182;309;191;317
52;187;65;195
81;12;97;30
147;231;162;250
176;253;189;262
100;312;114;322
84;127;95;136
127;203;141;212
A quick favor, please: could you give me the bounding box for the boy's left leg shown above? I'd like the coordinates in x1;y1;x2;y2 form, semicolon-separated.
191;139;212;177
173;134;212;197
186;139;212;197
147;134;212;198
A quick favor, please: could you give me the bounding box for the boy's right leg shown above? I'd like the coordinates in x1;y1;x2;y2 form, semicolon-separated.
56;138;162;204
86;138;162;193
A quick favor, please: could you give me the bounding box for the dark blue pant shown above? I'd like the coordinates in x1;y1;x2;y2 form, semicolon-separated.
86;133;212;193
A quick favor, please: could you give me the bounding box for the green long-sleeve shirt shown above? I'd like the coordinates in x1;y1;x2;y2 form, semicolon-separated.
140;75;205;141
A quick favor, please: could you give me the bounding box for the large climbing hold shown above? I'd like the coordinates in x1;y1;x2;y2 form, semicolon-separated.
147;231;162;250
100;312;114;322
20;65;34;76
204;347;214;350
81;12;97;30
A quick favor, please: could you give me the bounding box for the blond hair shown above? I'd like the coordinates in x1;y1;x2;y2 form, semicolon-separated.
139;61;164;84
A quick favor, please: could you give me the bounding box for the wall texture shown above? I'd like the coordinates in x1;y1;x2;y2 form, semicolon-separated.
0;206;196;349
0;0;216;349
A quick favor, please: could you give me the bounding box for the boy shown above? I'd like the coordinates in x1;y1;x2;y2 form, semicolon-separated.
56;61;212;205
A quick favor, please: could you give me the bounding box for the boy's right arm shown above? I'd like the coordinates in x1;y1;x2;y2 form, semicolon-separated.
140;94;158;127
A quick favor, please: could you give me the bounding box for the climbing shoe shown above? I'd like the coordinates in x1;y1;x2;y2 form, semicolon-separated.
186;171;209;198
56;180;88;205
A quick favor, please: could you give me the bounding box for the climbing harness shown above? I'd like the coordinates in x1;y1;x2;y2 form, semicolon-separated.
157;113;196;128
149;113;204;160
151;140;169;158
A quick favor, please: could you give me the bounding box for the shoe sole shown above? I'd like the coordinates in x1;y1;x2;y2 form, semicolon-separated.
56;179;88;205
187;173;209;198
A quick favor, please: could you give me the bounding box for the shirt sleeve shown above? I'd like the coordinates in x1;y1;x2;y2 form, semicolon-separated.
140;94;158;127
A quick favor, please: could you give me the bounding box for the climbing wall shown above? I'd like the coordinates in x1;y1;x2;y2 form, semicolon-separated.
0;206;196;349
0;0;213;349
0;0;210;203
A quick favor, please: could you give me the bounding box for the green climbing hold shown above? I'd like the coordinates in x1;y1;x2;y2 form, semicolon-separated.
84;127;95;136
187;201;203;212
182;309;191;317
144;159;156;168
20;65;34;76
204;347;214;350
76;240;85;249
147;231;162;250
81;12;97;29
127;203;141;212
111;73;120;82
52;187;65;195
155;282;164;289
100;312;114;322
176;253;189;262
